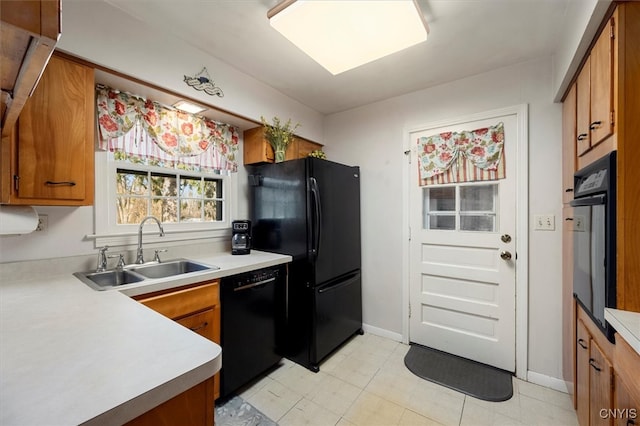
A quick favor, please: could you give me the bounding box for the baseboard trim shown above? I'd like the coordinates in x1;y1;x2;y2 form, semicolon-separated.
526;371;570;394
362;323;402;342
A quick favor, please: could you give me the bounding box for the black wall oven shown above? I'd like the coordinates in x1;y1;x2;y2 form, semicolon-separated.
571;151;616;343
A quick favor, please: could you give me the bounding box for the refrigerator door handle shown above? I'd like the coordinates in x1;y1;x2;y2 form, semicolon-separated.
310;177;322;258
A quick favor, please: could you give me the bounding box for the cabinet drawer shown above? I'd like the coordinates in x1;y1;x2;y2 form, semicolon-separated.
136;282;219;320
176;309;217;342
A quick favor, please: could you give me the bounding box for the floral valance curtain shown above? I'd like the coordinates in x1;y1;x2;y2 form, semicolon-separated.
417;122;506;186
96;86;239;173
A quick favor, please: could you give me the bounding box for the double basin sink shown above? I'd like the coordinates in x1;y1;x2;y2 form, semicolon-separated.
74;259;219;291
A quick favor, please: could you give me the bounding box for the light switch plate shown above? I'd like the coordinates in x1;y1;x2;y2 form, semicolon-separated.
534;214;555;231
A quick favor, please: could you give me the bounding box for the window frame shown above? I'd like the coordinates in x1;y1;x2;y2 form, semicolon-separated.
93;151;236;248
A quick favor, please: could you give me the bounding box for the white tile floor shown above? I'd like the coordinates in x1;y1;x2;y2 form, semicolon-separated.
237;333;579;426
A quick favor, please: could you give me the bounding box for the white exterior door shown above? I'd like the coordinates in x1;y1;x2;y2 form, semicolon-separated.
408;112;518;372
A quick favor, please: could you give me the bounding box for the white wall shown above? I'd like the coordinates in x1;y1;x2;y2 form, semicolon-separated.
323;56;564;381
552;0;611;100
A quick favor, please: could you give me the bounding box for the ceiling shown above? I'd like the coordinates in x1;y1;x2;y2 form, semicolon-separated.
103;0;572;115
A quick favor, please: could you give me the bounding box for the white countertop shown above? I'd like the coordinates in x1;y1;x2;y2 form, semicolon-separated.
0;250;291;425
605;308;640;354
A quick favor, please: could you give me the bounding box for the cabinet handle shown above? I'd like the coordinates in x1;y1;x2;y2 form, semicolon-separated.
578;338;587;349
577;133;588;141
589;121;602;130
45;181;76;186
566;217;574;221
589;358;601;371
565;188;573;193
189;322;209;332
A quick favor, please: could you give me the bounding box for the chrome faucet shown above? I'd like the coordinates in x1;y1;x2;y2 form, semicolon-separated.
96;246;109;272
136;216;164;264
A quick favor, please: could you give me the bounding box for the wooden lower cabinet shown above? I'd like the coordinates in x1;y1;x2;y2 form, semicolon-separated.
575;308;615;426
133;280;221;425
589;340;613;426
577;319;592;426
575;306;640;426
613;375;639;426
125;378;214;426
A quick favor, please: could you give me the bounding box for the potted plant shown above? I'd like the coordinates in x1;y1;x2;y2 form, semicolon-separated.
260;115;300;163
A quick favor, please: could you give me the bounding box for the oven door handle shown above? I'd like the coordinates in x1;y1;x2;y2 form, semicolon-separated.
570;194;605;207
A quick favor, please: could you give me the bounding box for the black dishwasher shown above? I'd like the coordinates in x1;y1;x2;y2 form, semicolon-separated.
219;264;286;399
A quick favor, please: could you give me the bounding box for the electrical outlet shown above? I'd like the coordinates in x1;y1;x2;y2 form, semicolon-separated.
574;215;585;232
36;214;48;232
534;214;555;231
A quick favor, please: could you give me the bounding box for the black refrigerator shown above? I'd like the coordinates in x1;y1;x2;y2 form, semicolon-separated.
248;157;362;372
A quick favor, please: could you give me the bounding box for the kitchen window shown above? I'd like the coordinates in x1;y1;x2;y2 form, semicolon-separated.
94;150;235;248
93;86;239;247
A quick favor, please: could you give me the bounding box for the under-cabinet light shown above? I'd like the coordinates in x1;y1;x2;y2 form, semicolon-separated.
172;100;206;114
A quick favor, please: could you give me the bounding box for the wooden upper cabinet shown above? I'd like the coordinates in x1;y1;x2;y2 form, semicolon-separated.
589;17;615;147
576;16;615;161
576;59;591;156
562;84;577;203
8;54;94;205
243;126;323;165
0;0;60;135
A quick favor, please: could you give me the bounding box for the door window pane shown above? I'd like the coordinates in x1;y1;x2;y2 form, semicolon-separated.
428;187;455;211
460;215;495;232
429;215;456;230
460;184;496;212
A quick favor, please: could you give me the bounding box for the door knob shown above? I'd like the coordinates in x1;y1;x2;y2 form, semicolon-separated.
500;251;512;260
501;234;512;243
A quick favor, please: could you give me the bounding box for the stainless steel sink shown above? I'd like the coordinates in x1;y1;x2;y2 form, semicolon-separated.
74;270;145;290
130;259;218;279
74;258;219;290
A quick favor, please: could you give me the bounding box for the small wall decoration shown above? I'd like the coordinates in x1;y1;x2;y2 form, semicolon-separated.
184;67;224;97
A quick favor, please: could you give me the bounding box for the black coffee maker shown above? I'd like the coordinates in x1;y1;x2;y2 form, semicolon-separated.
231;220;251;255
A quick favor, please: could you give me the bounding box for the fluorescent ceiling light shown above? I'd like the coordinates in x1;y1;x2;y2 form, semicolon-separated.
172;100;206;114
268;0;429;75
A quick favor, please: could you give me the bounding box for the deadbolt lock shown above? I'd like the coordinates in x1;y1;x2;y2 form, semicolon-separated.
501;234;512;243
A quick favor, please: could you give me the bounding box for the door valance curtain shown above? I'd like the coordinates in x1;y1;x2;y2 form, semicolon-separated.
96;86;239;173
417;122;506;186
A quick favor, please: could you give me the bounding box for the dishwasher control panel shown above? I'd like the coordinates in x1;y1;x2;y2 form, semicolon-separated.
223;266;283;291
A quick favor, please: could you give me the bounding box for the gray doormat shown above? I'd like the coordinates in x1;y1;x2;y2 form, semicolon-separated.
215;395;277;426
404;343;513;402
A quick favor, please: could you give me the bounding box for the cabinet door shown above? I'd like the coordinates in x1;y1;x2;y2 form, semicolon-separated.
177;307;221;400
243;126;274;164
576;319;591;426
590;339;614;426
16;55;94;204
614;374;639;426
589;17;614;147
576;57;591;156
562;84;577;204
